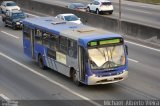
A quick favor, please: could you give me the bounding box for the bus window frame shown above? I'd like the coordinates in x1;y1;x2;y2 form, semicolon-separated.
42;32;50;48
50;34;59;51
68;38;77;58
23;25;31;40
59;36;68;54
35;29;43;44
47;48;56;59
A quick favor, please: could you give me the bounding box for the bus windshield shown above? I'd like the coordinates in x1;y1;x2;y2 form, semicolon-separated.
88;45;125;70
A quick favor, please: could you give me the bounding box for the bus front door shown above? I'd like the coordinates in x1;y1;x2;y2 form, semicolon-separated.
78;46;86;82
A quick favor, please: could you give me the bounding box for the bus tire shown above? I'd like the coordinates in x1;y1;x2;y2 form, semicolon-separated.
38;54;46;70
71;69;82;86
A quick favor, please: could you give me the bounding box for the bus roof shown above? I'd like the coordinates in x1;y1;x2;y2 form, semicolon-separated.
23;17;122;46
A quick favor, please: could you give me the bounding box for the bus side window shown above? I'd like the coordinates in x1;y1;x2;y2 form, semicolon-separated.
23;25;31;40
42;32;50;48
35;29;42;44
50;35;58;51
59;36;67;54
68;39;77;58
47;48;56;59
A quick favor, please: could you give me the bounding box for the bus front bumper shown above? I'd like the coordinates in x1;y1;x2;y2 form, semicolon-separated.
87;71;128;85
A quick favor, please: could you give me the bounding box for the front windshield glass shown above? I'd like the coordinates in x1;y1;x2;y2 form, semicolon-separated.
64;15;78;21
6;2;17;6
12;13;25;19
88;45;125;70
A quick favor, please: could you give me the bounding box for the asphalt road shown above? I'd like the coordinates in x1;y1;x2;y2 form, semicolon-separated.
0;13;160;106
33;0;160;28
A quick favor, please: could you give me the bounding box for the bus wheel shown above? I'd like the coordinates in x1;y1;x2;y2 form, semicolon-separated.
72;70;81;86
38;55;46;70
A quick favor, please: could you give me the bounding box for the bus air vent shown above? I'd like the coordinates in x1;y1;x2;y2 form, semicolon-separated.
77;28;95;33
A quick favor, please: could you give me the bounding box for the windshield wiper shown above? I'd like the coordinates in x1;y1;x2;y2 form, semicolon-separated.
97;48;107;61
106;48;111;68
105;46;117;68
110;46;116;62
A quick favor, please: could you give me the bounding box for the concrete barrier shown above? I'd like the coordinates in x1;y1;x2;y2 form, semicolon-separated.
122;21;160;39
0;0;160;40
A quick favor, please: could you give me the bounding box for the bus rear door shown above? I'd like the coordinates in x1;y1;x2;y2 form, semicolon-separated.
23;26;35;59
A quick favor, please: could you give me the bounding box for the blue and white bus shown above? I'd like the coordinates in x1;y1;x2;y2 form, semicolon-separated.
23;17;128;85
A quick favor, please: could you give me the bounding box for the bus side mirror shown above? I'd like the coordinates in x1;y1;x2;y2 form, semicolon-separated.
125;45;128;55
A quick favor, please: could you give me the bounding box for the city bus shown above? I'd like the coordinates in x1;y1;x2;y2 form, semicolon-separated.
22;17;128;85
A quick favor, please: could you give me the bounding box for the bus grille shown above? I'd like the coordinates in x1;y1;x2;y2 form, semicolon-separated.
96;77;123;83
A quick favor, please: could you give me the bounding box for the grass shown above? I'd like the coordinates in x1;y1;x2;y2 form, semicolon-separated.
127;0;160;4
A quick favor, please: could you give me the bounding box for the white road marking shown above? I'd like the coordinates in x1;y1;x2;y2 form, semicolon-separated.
128;58;139;63
0;52;101;106
126;40;160;52
1;31;19;39
0;94;10;100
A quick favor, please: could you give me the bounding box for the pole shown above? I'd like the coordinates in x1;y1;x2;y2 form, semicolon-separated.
118;0;122;34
